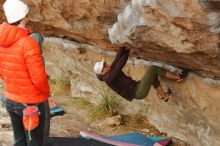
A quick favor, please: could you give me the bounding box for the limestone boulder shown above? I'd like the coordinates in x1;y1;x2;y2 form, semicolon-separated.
0;0;219;77
43;38;220;146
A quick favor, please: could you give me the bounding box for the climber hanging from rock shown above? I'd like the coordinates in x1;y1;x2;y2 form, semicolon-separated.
94;47;187;102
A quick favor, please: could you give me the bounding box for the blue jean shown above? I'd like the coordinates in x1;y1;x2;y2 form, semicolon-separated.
5;99;50;146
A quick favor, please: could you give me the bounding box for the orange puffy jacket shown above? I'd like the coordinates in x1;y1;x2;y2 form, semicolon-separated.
0;23;50;104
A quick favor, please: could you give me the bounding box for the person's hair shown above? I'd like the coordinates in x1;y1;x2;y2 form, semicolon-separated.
10;20;22;26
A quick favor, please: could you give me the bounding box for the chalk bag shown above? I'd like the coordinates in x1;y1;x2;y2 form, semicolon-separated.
23;105;40;140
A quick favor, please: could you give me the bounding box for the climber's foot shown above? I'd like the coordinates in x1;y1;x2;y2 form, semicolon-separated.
160;94;171;102
176;70;188;83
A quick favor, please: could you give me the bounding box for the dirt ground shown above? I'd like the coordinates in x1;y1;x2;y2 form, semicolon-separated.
0;81;189;146
50;96;189;146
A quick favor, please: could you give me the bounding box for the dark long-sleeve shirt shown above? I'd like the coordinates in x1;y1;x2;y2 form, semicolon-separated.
97;48;137;101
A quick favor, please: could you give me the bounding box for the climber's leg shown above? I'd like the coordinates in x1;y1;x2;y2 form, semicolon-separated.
155;86;171;102
134;65;169;100
165;70;188;83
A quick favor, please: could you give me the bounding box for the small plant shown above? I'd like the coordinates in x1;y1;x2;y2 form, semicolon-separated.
49;79;71;96
123;113;146;128
87;87;120;122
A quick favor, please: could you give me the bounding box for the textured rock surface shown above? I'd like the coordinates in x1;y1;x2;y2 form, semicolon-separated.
0;0;220;78
108;0;220;78
1;0;220;145
0;91;12;146
43;38;220;146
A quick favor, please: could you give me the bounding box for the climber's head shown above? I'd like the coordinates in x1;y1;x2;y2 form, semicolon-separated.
94;59;110;75
3;0;29;25
94;59;105;75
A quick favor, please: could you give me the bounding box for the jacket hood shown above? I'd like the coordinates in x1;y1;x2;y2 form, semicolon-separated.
0;22;29;47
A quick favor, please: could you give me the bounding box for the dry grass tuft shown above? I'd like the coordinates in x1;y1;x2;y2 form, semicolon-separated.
123;114;147;128
71;97;92;108
49;79;71;96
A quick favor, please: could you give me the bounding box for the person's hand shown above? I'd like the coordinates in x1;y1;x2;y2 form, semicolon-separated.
119;46;130;51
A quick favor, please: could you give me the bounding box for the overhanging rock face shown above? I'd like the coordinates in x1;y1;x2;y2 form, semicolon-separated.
43;37;220;146
108;0;220;78
1;0;220;146
0;0;219;78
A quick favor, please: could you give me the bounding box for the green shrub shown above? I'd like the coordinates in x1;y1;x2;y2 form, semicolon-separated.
87;87;120;122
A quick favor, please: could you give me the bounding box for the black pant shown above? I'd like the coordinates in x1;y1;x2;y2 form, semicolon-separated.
5;99;50;146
